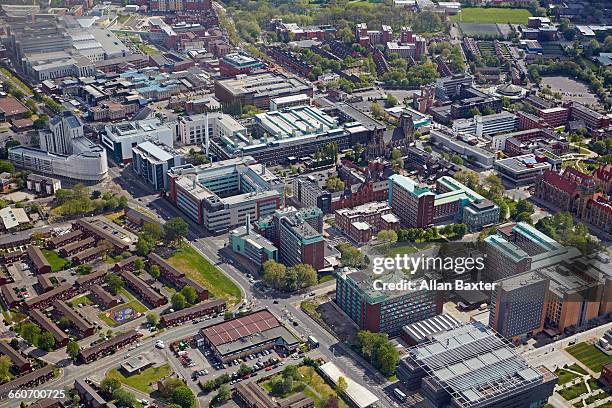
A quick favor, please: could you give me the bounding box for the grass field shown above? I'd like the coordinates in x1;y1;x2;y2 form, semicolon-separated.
451;7;532;24
107;363;171;394
559;380;588;401
41;249;68;272
167;246;241;307
386;244;418;257
70;295;92;307
459;23;501;38
567;343;612;372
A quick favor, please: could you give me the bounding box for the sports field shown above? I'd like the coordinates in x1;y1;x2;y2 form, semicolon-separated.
452;8;532;24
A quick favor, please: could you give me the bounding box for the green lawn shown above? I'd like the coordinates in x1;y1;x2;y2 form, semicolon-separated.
137;43;160;55
41;249;68;272
451;8;532;24
107;364;171;394
566;343;612;373
167;246;241;307
559;381;588;401
70;295;92;307
318;274;335;284
386;243;418;257
555;367;581;385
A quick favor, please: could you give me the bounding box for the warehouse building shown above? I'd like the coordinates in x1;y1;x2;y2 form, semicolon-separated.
214;72;313;110
199;310;299;363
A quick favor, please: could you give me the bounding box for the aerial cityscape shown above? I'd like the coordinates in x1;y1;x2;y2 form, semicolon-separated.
0;0;610;407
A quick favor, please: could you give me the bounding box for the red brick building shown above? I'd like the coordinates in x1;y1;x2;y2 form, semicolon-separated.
538;107;569;128
148;0;211;12
335;202;400;243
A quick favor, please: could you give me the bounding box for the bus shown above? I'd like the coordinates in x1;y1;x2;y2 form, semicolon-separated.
393;388;407;402
307;336;319;348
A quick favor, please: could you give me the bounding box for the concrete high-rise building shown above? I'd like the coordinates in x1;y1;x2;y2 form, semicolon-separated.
132;141;183;190
489;270;548;342
43;111;84;155
397;322;557;408
167;156;283;233
254;207;325;270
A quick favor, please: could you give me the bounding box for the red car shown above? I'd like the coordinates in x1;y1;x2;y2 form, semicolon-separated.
265;367;272;371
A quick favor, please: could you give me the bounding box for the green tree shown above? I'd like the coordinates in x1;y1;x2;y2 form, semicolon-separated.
337;243;365;268
150;265;161;279
238;363;252;377
262;260;287;290
58;316;71;330
291;264;318;289
146;313;159;326
326;176;345;192
134;258;145;271
67;341;80;360
171;293;186;310
377;229;398;253
104;273;124;295
181;285;198;304
172;385;196;408
113;388;138;408
451;155;464;165
0;160;15;173
160;377;185;398
38;331;55;351
592;140;607;155
143;221;163;241
164;217;189;246
386;94;398;108
285;267;298;292
20;322;41;345
213;384;231;403
100;377;122;395
337;376;348;393
370;102;384;119
0;356;11;381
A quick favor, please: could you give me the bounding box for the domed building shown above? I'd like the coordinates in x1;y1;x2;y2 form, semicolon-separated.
492;83;527;100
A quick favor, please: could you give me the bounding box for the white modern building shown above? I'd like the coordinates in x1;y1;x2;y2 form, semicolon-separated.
429;128;496;168
68;28;130;62
102;118;175;163
9;141;108;183
23;51;96;82
10;111;108;182
167;156;284;233
177;113;246;155
132;140;183;190
269;94;310;111
452;111;517;138
42;111;85;155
